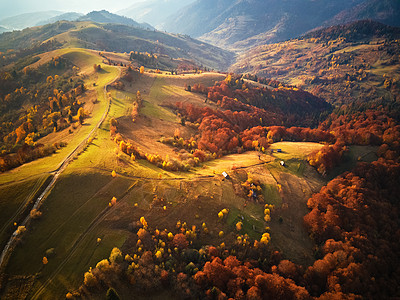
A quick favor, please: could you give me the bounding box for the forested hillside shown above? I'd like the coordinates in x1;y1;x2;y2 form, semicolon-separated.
231;21;400;119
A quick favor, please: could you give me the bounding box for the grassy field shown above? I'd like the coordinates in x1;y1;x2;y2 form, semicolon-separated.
0;175;51;250
4;172;132;299
0;48;120;185
1;61;373;299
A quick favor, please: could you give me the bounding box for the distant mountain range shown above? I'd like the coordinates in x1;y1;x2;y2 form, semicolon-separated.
1;0;399;52
36;12;83;26
0;10;153;32
0;20;233;70
323;0;400;28
78;10;154;30
117;0;195;28
160;0;400;51
0;10;63;31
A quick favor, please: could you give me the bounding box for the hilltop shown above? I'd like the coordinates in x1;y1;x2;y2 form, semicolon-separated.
77;10;153;30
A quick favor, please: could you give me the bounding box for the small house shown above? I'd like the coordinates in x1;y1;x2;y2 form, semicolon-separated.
277;149;282;153
222;171;230;179
280;161;285;167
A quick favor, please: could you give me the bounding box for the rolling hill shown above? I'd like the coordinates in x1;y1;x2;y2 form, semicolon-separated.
0;20;234;70
161;0;399;51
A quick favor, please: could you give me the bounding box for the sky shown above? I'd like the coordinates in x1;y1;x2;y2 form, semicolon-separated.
0;0;145;19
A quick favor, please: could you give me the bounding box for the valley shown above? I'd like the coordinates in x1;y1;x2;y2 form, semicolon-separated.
0;2;400;299
0;52;329;298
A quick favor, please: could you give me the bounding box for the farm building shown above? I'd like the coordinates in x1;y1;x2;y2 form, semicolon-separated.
222;171;230;179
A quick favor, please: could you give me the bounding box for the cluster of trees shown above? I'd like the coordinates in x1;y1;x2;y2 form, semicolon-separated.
319;110;400;146
174;76;400;174
0;142;66;172
377;142;400;162
0;56;86;171
308;141;347;175
74;158;400;299
0;40;61;68
160;74;338;165
172;101;336;159
110;124;191;171
309;109;400;174
75;213;281;299
129;51;159;68
131;91;142;122
190;75;331;128
303;158;400;298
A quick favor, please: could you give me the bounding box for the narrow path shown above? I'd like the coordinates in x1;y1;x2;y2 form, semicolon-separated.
0;67;121;271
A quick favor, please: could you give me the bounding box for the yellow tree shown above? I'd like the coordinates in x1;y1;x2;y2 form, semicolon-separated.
77;107;85;125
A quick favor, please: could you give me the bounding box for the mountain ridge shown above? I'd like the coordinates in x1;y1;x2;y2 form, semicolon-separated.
162;0;400;51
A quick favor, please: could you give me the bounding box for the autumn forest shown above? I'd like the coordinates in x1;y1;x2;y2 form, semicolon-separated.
0;1;399;299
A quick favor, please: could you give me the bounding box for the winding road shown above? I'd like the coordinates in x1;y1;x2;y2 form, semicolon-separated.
0;67;121;271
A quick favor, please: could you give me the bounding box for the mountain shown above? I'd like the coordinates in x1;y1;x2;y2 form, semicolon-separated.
324;0;400;28
118;0;196;28
231;20;400;117
161;0;399;51
77;10;154;30
0;21;234;70
304;19;400;42
0;10;63;30
36;12;83;26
